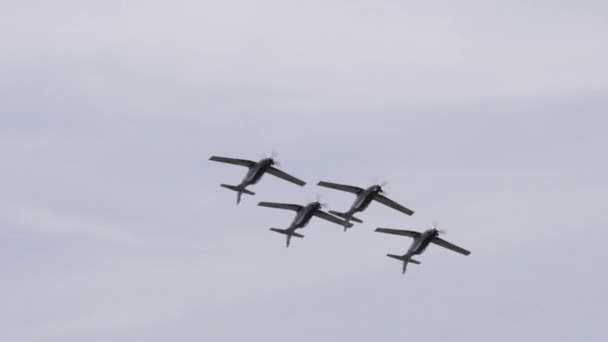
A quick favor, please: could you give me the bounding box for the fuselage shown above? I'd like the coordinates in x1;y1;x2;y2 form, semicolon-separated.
241;158;274;186
350;185;383;213
290;203;322;229
408;229;439;256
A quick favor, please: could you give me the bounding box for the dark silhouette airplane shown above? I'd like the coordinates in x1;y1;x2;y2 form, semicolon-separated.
209;154;305;204
258;200;353;247
316;181;414;230
375;223;470;274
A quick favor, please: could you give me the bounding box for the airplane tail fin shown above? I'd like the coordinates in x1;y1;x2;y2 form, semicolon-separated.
329;210;363;224
270;228;304;248
387;254;406;261
220;184;255;204
386;254;421;274
408;258;421;265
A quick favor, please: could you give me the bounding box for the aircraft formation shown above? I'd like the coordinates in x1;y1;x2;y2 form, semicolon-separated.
210;153;471;275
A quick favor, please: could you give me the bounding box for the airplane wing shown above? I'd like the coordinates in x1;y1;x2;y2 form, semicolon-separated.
432;237;471;256
375;228;421;238
314;210;354;228
266;167;306;186
374;194;415;216
257;202;303;212
316;181;363;195
209;156;256;168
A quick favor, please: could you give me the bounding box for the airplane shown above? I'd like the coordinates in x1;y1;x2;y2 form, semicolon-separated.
209;153;306;204
258;200;354;247
375;222;471;274
316;181;414;230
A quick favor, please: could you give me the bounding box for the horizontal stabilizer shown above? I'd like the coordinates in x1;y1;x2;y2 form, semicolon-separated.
269;228;304;238
328;210;363;223
386;254;406;261
220;184;255;195
386;254;421;264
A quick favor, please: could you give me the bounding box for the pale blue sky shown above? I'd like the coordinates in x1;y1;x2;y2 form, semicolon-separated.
1;1;607;341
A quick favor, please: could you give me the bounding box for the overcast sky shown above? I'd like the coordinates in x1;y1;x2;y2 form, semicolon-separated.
1;1;607;341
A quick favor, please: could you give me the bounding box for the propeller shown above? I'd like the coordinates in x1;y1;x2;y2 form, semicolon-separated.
371;178;389;196
262;151;280;167
311;194;329;209
432;221;447;235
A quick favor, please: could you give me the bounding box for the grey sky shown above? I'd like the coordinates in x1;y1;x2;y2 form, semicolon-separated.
1;1;607;341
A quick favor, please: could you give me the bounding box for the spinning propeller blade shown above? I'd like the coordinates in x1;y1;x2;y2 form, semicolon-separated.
314;194;328;208
432;221;447;235
262;151;280;167
378;180;389;196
